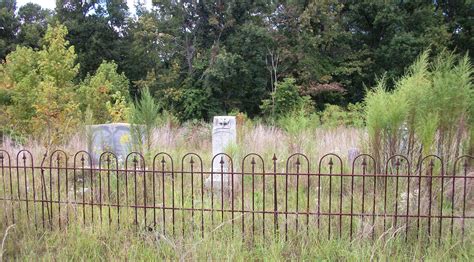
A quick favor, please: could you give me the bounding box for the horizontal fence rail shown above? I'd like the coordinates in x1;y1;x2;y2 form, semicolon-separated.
0;149;472;243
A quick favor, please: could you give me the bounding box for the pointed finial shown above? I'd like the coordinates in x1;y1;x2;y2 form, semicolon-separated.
189;156;195;165
272;154;277;161
219;156;225;165
395;158;401;167
251;157;256;165
429;159;435;168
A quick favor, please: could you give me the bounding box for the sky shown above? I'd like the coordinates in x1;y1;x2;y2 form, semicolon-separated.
16;0;152;14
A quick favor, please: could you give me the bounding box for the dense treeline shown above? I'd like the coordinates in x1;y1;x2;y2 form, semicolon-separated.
0;0;472;122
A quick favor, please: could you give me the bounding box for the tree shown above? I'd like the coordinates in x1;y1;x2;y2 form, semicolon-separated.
1;24;80;148
0;0;19;60
55;0;129;78
260;77;313;118
78;60;130;123
17;3;52;50
129;86;160;155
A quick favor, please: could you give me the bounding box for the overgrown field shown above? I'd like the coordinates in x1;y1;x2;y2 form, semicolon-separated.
0;125;472;260
0;221;472;260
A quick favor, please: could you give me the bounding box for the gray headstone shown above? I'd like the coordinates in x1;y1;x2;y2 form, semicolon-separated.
87;123;133;165
206;116;237;190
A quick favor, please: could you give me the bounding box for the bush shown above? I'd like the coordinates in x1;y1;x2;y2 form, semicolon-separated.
129;87;180;156
320;103;364;128
78;61;130;123
261;78;314;119
277;110;320;136
365;50;473;168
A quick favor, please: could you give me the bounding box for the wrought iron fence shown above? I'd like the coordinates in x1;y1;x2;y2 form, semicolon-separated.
0;149;472;243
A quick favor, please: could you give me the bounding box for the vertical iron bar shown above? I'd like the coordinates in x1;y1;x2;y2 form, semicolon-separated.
252;158;255;240
133;157;138;227
161;157;166;235
273;154;277;235
191;159;195;238
57;155;61;229
394;160;400;233
220;157;224;225
231;159;234;237
241;160;245;236
285;162;289;241
405;163;411;242
461;161;467;241
200;161;204;238
144;160;148;229
21;154;30;223
152;160;156;228
181;160;185;238
295;158;300;235
438;163;444;244
371;169;376;241
339;162;343;239
171;158;175;237
417;163;422;239
107;156;112;226
428;160;434;238
328;158;333;240
90;159;94;224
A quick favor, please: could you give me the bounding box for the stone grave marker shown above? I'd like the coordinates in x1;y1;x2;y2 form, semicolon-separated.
206;116;237;191
87;123;133;165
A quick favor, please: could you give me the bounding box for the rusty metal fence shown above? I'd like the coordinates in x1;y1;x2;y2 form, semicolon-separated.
0;149;472;243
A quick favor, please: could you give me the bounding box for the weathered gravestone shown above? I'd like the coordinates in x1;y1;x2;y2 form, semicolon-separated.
87;123;133;165
206;116;237;191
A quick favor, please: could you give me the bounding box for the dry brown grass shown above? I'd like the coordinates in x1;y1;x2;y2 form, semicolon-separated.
1;123;365;166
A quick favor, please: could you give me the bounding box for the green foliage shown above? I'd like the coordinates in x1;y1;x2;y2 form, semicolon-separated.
277;110;320;136
365;50;473;167
320;103;365;128
105;91;129;123
261;78;314;119
365;77;408;165
78;61;130;123
1;0;473;136
129;86;180;156
1;23;80;148
129;86;160;154
0;0;19;59
17;3;52;49
55;0;129;78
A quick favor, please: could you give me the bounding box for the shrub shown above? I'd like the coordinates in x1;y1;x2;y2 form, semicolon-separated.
129;87;180;157
0;24;80;149
320;103;364;128
129;87;160;155
277;110;320;136
365;50;473;168
78;61;130;123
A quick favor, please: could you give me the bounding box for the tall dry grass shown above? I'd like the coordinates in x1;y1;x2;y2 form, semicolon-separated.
1;122;364;167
